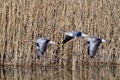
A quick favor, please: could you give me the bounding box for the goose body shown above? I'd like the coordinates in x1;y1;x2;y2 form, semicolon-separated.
86;37;107;58
35;38;56;58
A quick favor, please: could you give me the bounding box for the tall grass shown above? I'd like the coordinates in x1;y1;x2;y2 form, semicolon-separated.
0;0;120;67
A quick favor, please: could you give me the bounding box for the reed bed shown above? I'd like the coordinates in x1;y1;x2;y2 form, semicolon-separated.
0;0;120;67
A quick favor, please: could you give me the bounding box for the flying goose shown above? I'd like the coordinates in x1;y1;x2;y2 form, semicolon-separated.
59;30;88;44
85;37;107;58
32;37;56;59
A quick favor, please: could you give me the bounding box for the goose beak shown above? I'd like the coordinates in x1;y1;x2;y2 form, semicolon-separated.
101;39;107;43
82;33;89;38
49;41;57;44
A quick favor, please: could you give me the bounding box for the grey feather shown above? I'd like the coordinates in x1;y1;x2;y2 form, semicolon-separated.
86;37;106;58
35;38;55;59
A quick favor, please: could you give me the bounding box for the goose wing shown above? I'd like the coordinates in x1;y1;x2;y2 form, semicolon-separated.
36;49;43;59
88;39;101;58
41;40;50;53
36;38;50;58
62;35;74;44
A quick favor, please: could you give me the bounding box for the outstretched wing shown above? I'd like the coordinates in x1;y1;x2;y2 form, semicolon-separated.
86;41;90;55
36;49;43;59
36;39;50;58
88;40;101;58
62;35;74;44
41;40;50;53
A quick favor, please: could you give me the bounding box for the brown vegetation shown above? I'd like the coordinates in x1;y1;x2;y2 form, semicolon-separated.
0;0;120;67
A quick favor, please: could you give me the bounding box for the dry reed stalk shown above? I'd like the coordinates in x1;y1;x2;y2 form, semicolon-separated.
72;54;77;70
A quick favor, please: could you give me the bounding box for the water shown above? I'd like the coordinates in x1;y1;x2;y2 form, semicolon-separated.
1;65;120;80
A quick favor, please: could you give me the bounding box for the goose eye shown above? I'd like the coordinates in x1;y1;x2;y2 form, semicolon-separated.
36;43;40;47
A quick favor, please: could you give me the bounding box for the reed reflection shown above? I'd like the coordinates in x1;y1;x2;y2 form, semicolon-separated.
1;65;120;80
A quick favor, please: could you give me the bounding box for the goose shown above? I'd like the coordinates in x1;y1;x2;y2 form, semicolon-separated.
32;37;56;59
59;30;88;44
85;37;107;58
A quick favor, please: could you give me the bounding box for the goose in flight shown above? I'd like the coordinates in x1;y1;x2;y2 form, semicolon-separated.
85;37;107;58
59;30;88;44
32;37;56;59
